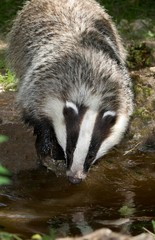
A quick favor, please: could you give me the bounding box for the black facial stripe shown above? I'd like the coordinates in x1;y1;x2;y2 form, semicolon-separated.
81;30;122;66
84;112;117;172
63;105;87;169
50;127;66;160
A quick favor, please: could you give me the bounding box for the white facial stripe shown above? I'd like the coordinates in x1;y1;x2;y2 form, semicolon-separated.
66;169;87;180
43;98;67;153
103;110;116;118
66;101;79;114
70;109;98;173
95;114;129;161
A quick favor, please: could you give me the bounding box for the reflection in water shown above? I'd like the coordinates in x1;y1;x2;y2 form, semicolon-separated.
72;212;93;235
0;124;155;238
0;151;155;238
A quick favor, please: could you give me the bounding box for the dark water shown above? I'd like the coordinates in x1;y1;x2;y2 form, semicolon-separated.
0;124;155;239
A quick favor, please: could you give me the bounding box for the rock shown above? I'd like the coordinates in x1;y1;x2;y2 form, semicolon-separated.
0;39;7;50
118;19;154;41
57;228;154;240
119;19;129;30
130;19;152;32
150;67;155;73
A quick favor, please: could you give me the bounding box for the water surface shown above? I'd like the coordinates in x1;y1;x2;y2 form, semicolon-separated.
0;123;155;239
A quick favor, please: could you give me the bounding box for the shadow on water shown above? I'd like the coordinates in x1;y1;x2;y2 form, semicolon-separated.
0;122;155;238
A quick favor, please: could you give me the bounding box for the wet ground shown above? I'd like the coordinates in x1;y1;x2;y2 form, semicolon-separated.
0;92;155;239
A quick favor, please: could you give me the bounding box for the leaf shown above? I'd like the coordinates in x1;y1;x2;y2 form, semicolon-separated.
0;232;22;240
42;236;52;240
0;135;8;143
147;30;155;38
118;205;135;217
152;220;155;233
31;234;43;240
0;176;11;185
0;165;11;176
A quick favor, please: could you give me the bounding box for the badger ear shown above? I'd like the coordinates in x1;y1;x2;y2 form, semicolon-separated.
65;101;79;115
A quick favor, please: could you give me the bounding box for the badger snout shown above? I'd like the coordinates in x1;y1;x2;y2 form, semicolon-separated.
68;176;82;184
67;170;86;184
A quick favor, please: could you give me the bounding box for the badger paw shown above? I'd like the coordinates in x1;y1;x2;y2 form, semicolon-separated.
34;122;52;160
35;135;52;159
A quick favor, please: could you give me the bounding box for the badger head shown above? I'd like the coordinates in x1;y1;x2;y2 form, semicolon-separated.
44;97;129;184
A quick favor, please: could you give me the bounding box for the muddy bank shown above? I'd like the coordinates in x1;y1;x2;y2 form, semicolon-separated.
125;67;155;153
0;91;38;172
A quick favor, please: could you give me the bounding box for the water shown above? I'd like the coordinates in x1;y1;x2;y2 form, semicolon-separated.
0;123;155;239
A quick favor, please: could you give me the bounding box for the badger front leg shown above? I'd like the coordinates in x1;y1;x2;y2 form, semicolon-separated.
33;120;66;165
34;121;52;163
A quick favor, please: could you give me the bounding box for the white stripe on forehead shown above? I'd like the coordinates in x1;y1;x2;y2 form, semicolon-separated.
70;109;98;173
66;101;79;114
43;98;67;153
103;110;116;118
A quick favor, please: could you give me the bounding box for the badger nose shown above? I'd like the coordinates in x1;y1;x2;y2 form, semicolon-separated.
68;176;82;184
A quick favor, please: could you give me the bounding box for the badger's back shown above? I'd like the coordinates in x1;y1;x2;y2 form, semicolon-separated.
8;0;133;183
8;0;126;79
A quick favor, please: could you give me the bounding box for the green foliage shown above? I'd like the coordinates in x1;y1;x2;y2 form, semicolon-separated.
0;165;11;185
127;43;152;70
0;135;11;185
0;50;6;70
0;231;55;240
147;30;155;39
152;220;155;233
31;234;43;240
0;49;16;92
31;229;55;240
97;0;155;22
143;220;155;237
0;135;8;143
0;69;16;91
0;0;155;34
0;232;22;240
119;205;135;217
0;0;25;34
42;229;55;240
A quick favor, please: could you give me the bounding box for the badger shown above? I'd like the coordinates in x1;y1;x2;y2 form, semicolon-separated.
8;0;133;184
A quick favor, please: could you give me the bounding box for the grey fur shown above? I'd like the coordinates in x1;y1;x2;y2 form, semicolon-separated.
8;0;133;182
